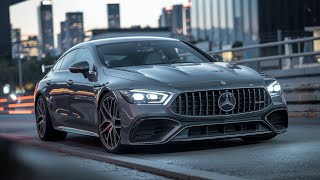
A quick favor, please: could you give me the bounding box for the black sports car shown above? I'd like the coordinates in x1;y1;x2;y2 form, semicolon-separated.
34;37;288;153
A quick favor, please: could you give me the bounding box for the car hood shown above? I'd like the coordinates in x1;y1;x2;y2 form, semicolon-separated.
110;62;265;90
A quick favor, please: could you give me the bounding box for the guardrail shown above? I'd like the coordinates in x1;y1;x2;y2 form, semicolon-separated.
212;36;320;54
210;36;320;71
0;95;34;115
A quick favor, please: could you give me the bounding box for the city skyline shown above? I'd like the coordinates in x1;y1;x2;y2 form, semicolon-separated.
10;0;188;46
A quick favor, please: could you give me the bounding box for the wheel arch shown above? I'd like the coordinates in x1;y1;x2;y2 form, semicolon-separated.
34;92;44;112
97;88;112;109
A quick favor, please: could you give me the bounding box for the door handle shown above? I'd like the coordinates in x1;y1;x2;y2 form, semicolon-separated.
67;80;74;85
45;80;52;85
93;84;102;88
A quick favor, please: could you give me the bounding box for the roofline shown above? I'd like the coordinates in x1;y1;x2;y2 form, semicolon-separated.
88;36;180;46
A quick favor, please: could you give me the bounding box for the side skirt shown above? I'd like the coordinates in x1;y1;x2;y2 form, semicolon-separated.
55;126;99;137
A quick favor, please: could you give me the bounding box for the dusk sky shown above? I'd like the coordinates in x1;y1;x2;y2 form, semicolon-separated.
10;0;188;44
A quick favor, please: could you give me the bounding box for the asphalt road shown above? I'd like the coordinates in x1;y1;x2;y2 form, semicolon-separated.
0;114;319;180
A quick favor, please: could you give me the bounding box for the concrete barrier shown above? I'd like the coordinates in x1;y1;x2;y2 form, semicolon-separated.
266;67;320;118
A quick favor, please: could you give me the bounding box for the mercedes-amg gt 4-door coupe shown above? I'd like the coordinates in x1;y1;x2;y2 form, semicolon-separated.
34;37;288;153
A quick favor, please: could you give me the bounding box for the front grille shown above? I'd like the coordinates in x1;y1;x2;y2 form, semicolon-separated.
171;88;271;116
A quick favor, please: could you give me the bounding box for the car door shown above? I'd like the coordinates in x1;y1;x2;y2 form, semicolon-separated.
45;57;67;127
53;49;78;127
67;48;97;132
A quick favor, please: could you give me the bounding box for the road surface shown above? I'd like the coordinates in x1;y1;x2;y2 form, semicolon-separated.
0;114;319;179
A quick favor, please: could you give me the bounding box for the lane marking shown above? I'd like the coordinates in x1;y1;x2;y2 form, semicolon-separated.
8;110;34;114
8;102;34;108
17;95;34;101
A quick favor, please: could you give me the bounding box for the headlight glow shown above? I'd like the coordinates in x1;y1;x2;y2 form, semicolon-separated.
132;93;145;101
120;90;170;104
267;81;282;95
10;93;17;101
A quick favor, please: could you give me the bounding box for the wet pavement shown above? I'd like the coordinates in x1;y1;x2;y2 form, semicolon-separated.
0;114;319;179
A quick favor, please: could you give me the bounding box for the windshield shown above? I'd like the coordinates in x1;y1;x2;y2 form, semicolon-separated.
97;40;212;67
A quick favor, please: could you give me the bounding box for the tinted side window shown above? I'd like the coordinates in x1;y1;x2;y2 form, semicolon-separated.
60;50;77;70
75;48;94;70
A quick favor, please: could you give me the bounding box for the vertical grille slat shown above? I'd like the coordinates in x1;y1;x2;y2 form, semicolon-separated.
253;89;256;111
243;89;246;113
172;88;271;117
199;92;202;116
185;93;188;115
218;90;222;115
231;90;235;114
192;92;195;116
248;89;251;112
205;92;209;115
258;89;261;109
212;91;215;115
237;89;240;114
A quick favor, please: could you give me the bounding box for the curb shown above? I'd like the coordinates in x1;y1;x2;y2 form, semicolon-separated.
0;134;246;180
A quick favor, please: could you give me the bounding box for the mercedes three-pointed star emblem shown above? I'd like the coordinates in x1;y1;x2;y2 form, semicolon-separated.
218;92;236;112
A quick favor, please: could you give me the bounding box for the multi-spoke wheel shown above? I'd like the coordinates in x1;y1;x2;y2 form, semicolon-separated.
35;96;67;141
99;93;123;153
36;98;47;138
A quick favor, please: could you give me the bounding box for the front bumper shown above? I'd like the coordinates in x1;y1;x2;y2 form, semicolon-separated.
116;91;288;145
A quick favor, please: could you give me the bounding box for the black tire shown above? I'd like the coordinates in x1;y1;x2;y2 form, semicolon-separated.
241;133;276;143
98;92;124;153
36;96;67;141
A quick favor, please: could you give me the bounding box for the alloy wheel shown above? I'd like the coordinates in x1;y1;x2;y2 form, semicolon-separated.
36;98;47;138
99;96;121;150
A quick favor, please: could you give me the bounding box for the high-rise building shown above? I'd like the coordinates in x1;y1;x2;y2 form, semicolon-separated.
11;28;22;59
59;21;68;53
183;2;192;40
38;0;54;57
21;36;40;60
171;5;183;37
107;4;120;29
191;0;320;54
159;6;173;29
159;4;191;39
59;12;84;52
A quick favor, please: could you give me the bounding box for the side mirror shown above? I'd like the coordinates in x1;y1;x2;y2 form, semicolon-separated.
210;54;223;62
41;64;54;73
69;61;89;75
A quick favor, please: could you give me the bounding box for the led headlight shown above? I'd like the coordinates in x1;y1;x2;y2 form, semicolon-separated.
267;81;282;96
120;90;170;104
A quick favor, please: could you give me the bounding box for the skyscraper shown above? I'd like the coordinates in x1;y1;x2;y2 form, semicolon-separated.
38;0;54;57
159;6;173;29
21;36;40;60
107;4;120;29
159;4;191;39
171;5;183;36
59;12;84;52
183;2;192;40
191;0;320;51
11;28;22;59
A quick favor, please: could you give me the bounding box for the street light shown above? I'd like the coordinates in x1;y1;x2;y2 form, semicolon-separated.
18;54;24;88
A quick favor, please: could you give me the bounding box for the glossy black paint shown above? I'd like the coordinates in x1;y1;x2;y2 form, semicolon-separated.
35;37;288;145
